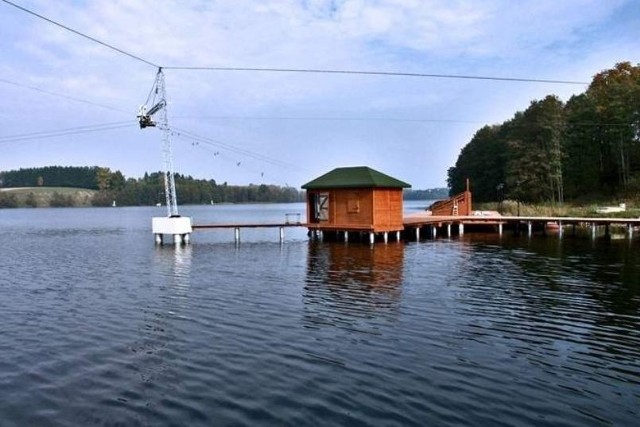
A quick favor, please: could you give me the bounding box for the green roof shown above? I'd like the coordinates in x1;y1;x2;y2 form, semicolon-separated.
302;166;411;189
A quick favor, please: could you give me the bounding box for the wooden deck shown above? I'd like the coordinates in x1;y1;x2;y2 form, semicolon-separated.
191;212;640;242
401;213;640;239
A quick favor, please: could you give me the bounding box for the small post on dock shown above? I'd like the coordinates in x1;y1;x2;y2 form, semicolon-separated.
234;227;240;243
279;227;285;243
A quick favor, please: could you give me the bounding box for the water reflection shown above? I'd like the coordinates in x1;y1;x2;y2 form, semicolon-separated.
304;242;404;330
453;234;640;386
121;245;194;415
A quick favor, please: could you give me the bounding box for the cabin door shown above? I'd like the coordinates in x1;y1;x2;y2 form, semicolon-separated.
311;192;329;222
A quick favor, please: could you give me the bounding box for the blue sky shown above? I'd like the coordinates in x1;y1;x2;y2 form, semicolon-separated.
1;0;639;189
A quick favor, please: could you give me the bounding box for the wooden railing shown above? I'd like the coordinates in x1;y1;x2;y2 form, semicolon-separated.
430;190;472;216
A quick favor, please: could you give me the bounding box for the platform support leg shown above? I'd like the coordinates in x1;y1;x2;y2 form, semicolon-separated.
234;227;240;243
396;231;401;242
155;234;163;245
458;223;464;236
183;233;191;244
528;221;532;237
415;227;420;241
383;232;388;244
280;227;284;243
447;224;452;238
173;234;182;245
498;223;503;236
558;221;563;239
629;224;634;239
591;223;597;240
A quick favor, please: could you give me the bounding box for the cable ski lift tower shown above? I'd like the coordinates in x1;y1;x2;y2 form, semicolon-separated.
139;68;192;244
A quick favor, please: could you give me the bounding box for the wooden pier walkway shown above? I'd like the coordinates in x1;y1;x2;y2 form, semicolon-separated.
191;213;640;243
402;213;640;240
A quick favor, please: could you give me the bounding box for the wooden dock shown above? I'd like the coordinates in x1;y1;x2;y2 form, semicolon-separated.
402;213;640;240
191;213;640;243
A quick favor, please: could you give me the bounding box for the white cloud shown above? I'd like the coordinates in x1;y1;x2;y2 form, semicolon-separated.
0;0;638;187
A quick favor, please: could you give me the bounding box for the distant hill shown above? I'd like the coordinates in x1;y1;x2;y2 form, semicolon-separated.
0;187;97;208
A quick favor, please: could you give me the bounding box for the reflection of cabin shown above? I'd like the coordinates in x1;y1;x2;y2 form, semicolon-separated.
302;166;410;241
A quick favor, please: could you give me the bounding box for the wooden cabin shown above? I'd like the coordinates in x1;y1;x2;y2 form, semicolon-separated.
302;166;410;238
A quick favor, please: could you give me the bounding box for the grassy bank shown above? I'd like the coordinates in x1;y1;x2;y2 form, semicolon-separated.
475;199;640;218
0;187;97;208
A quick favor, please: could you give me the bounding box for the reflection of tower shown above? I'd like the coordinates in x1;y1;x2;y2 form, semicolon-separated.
128;244;193;394
304;242;404;329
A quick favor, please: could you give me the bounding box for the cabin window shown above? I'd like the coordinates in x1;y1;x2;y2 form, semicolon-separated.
347;193;360;213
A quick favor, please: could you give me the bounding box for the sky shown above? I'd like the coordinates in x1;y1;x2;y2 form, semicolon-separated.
1;0;639;189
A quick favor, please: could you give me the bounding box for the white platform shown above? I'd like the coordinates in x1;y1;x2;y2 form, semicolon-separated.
152;216;193;244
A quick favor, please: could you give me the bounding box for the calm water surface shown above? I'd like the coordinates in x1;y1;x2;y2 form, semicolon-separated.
0;203;639;426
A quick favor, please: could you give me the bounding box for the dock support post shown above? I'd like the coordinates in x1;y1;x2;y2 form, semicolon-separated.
396;231;401;242
279;227;284;243
183;233;190;244
528;221;532;237
498;223;503;236
415;227;420;241
447;223;451;238
383;232;388;244
344;231;349;243
431;226;437;239
458;223;464;236
155;234;163;245
173;234;182;245
591;223;597;240
369;232;375;245
629;224;634;239
234;227;240;243
558;221;563;239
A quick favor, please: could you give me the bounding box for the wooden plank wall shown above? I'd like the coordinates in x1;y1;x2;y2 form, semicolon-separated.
306;188;404;232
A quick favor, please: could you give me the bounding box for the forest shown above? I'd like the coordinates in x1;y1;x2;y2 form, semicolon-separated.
0;167;303;206
447;62;640;203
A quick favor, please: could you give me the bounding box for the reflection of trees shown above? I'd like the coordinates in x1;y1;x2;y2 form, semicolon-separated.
455;234;640;368
303;242;404;330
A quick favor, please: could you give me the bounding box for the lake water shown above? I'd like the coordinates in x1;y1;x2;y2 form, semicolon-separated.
0;202;638;426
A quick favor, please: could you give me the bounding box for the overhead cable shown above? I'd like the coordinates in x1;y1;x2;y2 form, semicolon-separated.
162;66;589;85
0;77;130;114
1;0;588;86
0;0;159;68
171;127;306;172
0;122;134;144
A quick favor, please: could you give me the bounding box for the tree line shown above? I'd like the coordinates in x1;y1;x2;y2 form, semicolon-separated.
447;62;640;203
0;167;304;206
